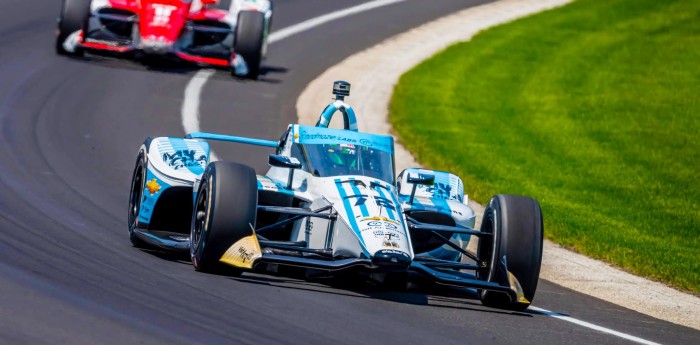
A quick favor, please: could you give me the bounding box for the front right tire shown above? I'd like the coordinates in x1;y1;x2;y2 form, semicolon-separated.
477;194;543;311
56;0;91;56
233;11;265;79
190;162;258;273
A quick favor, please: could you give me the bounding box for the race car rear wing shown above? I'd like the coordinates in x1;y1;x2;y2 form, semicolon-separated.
184;81;366;148
185;132;279;148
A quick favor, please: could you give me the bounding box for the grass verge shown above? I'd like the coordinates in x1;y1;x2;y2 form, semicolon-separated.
390;0;699;293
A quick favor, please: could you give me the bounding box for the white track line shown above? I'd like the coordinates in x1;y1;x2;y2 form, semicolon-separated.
529;307;662;345
268;0;405;43
182;69;215;134
180;0;406;161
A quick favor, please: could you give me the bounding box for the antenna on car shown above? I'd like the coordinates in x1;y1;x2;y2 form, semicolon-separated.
332;80;351;101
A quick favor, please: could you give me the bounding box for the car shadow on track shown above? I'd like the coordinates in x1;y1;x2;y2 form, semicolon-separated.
58;54;288;83
209;65;288;84
138;248;191;263
228;271;532;317
135;247;532;316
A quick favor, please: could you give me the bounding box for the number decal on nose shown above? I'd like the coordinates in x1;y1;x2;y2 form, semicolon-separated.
151;4;177;27
346;194;396;211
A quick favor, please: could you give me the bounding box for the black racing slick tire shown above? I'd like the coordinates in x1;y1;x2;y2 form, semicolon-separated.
190;162;258;274
56;0;91;56
477;194;543;311
127;150;150;249
233;11;265;79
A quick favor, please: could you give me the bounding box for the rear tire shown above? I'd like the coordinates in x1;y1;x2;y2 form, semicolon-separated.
56;0;91;56
477;194;543;311
190;162;258;274
233;11;265;79
127;151;150;249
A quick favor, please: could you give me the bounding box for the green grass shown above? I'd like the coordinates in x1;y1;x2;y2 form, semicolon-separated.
390;0;699;293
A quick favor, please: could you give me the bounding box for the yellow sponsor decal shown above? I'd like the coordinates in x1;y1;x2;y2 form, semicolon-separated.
362;216;399;224
219;232;262;269
145;179;161;195
507;271;530;304
382;240;400;248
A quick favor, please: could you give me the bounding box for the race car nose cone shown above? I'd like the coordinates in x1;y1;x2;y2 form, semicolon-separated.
372;249;411;270
140;35;173;54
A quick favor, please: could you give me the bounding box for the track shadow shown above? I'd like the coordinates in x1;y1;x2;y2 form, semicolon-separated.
229;270;532;317
138;248;191;264
256;65;288;83
60;53;199;76
217;64;288;84
58;52;288;83
260;65;288;75
134;245;531;317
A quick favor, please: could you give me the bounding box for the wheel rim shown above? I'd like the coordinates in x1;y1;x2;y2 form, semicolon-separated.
128;163;143;232
477;214;495;281
191;184;208;254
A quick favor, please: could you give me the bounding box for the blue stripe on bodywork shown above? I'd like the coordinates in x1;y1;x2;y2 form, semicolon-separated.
382;182;410;255
373;184;396;221
335;179;369;255
429;171;453;212
384;184;406;229
272;180;296;196
255;176;296;196
348;178;369;217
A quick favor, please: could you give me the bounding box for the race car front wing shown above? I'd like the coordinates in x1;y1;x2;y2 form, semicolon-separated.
233;211;524;303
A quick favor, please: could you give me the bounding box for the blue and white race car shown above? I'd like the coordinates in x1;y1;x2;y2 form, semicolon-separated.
128;81;544;310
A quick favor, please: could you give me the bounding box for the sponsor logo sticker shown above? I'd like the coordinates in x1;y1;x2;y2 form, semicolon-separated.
146;179;161;195
219;234;262;269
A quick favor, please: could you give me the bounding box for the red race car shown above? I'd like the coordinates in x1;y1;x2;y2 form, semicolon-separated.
56;0;272;78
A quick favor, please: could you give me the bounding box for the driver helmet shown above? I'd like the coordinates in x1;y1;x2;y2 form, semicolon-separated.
325;143;358;168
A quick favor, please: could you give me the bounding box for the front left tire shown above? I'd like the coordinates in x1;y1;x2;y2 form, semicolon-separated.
190;162;258;273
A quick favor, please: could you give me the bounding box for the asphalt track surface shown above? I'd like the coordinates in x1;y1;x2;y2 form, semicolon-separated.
0;0;698;344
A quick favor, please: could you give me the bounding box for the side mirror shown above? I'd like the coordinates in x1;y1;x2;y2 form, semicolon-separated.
407;172;434;205
269;155;301;169
269;155;301;189
407;173;434;186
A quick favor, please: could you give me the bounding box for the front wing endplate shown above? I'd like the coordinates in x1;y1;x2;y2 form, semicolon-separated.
507;270;530;304
219;230;262;269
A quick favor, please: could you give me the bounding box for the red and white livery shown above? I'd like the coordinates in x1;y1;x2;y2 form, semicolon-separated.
56;0;272;78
